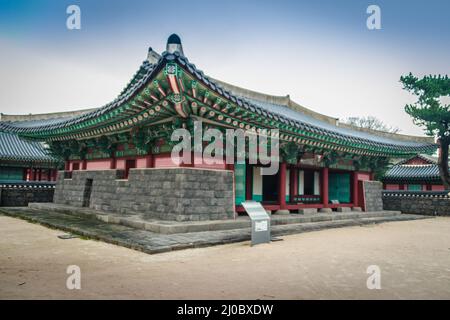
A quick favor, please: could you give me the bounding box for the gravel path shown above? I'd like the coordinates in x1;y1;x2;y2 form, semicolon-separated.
1;215;449;299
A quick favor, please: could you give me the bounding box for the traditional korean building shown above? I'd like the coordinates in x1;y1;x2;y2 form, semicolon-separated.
383;154;448;191
0;131;59;182
0;34;437;219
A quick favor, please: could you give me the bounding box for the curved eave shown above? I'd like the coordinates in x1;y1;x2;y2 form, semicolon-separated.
0;156;58;164
170;54;437;156
0;58;168;138
383;177;443;184
0;51;437;157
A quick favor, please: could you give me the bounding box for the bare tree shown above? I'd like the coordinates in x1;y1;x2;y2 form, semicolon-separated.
343;116;400;133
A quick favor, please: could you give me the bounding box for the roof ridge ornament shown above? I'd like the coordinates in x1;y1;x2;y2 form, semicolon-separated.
147;47;160;64
166;33;184;56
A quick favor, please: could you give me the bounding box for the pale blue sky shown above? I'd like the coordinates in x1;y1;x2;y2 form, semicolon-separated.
0;0;449;136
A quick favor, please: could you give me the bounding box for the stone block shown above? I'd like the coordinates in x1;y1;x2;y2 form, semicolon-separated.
336;207;351;212
53;168;235;222
298;208;318;215
274;209;290;215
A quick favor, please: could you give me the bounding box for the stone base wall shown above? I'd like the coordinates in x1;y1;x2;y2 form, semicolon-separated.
0;184;55;207
53;168;235;221
383;191;450;216
363;181;383;212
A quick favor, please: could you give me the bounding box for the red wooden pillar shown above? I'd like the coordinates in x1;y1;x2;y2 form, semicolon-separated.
145;154;154;168
290;168;297;202
278;162;287;209
64;161;70;171
82;159;87;170
110;157;116;169
369;171;375;180
294;169;299;196
352;171;359;206
321;167;329;208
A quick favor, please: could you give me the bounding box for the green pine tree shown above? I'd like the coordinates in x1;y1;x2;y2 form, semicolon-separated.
400;73;450;189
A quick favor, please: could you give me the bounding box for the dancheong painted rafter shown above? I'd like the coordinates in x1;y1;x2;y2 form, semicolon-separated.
0;35;436;158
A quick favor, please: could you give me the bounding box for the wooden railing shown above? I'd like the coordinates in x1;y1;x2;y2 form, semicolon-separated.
292;195;322;204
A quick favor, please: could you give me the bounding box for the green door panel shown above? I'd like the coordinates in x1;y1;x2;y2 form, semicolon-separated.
407;184;422;191
328;173;351;203
0;167;23;181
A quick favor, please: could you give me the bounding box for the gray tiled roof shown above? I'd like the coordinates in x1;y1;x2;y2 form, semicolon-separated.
244;97;429;148
0;50;437;155
383;164;442;182
173;53;436;154
6;116;74;129
383;154;449;183
0;132;57;163
395;154;438;165
0;60;158;133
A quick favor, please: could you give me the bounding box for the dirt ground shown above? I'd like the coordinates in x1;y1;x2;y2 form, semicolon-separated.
0;215;449;299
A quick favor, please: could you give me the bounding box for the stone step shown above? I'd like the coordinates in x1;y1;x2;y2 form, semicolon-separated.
271;214;429;237
28;202;402;234
0;207;431;255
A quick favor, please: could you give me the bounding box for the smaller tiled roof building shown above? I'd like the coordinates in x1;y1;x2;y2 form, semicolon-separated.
0;131;60;181
383;154;448;191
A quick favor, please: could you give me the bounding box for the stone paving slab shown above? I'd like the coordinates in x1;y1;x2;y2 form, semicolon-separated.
0;207;431;255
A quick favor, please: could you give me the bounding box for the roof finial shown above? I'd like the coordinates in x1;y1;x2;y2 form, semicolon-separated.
147;47;160;64
166;34;184;56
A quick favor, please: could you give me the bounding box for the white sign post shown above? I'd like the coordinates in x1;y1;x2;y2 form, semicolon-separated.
242;200;271;246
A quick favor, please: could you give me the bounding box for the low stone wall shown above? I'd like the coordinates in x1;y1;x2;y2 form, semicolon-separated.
363;181;383;212
383;191;450;216
0;182;55;207
53;168;235;221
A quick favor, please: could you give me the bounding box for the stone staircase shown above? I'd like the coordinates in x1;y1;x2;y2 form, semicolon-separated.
27;202;412;234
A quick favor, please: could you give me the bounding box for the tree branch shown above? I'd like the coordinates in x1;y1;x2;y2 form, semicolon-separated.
438;139;450;190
